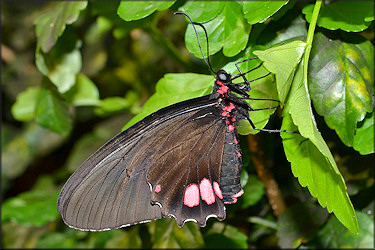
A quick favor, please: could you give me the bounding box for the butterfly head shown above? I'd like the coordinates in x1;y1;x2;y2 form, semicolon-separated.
216;69;232;84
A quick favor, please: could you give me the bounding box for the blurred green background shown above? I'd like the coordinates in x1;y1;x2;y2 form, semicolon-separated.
1;1;374;248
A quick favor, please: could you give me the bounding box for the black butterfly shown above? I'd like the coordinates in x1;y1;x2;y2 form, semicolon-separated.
57;12;294;231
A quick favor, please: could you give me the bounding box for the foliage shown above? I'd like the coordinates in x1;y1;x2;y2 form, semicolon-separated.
2;0;374;248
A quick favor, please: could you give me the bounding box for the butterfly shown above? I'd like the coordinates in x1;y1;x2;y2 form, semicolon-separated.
57;12;294;231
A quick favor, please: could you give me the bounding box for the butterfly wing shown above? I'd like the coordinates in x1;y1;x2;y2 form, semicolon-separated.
57;95;229;231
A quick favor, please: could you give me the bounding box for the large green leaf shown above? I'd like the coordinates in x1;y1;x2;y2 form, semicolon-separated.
123;73;213;130
117;1;175;21
256;41;358;233
178;1;224;22
185;1;250;58
308;32;373;148
35;32;82;93
242;0;289;25
303;2;374;32
34;1;87;53
11;87;41;122
254;40;306;104
281;113;358;235
35;86;72;135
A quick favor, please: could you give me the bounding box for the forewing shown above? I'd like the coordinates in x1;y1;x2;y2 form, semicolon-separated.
57;96;220;231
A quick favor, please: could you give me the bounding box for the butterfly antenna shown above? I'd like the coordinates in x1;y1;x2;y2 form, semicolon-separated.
174;12;216;74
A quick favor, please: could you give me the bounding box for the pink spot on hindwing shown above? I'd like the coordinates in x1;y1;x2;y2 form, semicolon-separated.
234;138;238;144
213;181;223;199
238;152;241;157
184;183;200;207
228;125;235;131
199;178;215;205
155;184;161;193
183;178;225;207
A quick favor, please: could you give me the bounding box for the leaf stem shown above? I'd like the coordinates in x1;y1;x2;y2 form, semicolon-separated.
304;0;322;80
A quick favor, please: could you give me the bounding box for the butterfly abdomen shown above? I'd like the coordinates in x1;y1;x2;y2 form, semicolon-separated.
220;130;243;204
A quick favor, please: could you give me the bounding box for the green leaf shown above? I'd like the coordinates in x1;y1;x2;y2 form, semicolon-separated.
117;1;175;21
253;40;306;104
277;202;329;248
150;219;204;248
35;86;72;135
34;1;87;53
308;32;373;147
64;73;100;106
242;0;289;25
35;32;82;93
203;222;248;248
123;73;213;130
286;62;341;174
178;1;224;22
256;12;308;48
353;111;375;155
281;113;359;235
95;97;131;116
2;176;60;226
303;2;374;32
185;1;250;58
240;175;265;208
11;87;41;122
305;211;374;248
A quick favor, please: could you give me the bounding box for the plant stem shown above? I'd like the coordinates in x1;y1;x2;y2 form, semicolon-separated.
304;0;322;80
247;134;286;216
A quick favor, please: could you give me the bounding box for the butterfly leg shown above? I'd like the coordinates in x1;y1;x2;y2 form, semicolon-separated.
246;116;298;134
231;57;271;92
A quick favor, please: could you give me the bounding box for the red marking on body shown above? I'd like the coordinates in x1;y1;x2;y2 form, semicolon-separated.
228;125;235;131
224;189;244;204
155;184;161;193
223;102;235;112
216;80;224;86
217;85;229;95
199;178;215;205
226;121;230;125
221;111;230;117
213;181;223;199
234;138;238;144
184;183;200;207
